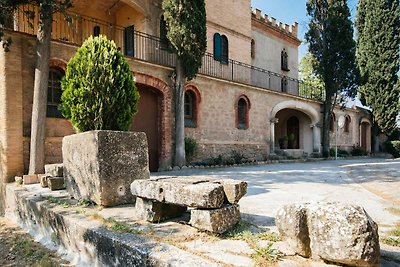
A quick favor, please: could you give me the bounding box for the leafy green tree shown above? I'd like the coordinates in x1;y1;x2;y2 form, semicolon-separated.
299;53;324;101
61;36;139;132
306;0;359;157
162;0;207;166
356;0;400;135
0;0;71;174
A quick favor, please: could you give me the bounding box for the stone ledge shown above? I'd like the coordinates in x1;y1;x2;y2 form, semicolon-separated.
4;184;221;267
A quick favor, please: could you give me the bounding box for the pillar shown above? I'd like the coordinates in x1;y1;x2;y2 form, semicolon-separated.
312;124;321;153
270;118;278;155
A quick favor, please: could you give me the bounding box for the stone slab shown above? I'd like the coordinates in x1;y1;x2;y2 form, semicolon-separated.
48;177;66;191
190;204;240;233
131;179;225;209
213;179;247;204
63;131;150;207
135;197;187;223
23;174;39;185
45;163;64;177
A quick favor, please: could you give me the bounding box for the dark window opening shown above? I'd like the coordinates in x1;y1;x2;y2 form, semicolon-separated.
124;25;135;57
237;98;248;130
344;116;351;133
184;91;196;128
93;26;100;37
213;33;222;61
281;49;289;71
47;68;64;118
251;39;255;59
160;15;170;49
213;33;229;64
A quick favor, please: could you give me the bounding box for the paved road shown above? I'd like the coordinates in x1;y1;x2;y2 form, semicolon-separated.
155;158;400;232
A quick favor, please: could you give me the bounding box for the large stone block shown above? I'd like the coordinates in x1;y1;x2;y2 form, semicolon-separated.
131;178;224;209
276;202;380;267
190;204;240;234
135;197;187;223
275;203;311;257
63;131;150;207
307;203;380;267
45;163;63;177
48;177;66;191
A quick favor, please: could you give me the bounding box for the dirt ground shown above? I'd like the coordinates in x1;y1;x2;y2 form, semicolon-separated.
0;217;70;267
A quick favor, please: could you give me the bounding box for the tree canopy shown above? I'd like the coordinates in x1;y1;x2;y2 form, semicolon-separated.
299;52;324;101
306;0;359;156
356;0;400;135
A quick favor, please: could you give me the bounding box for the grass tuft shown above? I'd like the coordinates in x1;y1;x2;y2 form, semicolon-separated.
251;243;283;265
381;237;400;247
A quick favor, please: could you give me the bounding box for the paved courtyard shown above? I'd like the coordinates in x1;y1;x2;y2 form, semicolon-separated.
155;158;400;233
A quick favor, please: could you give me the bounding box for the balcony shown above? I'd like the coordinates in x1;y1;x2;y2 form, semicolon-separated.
5;6;324;102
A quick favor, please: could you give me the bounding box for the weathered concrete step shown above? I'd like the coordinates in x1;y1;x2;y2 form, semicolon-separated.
5;184;222;267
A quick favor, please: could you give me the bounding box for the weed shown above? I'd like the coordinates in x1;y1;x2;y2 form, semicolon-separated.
386;207;400;216
46;196;59;204
381;237;400;247
50;232;58;243
60;201;70;208
390;225;400;237
106;217;143;235
251;243;282;265
78;198;95;207
258;231;281;242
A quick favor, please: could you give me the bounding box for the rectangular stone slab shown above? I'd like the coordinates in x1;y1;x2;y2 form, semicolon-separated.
23;174;39;185
135;197;187;223
48;177;66;191
45;164;64;177
190;204;240;234
131;179;225;209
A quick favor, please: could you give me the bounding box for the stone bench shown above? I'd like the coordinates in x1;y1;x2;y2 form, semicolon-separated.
131;177;247;233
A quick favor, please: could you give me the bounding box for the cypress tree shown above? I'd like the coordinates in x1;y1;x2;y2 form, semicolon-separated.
356;0;400;135
306;0;359;157
162;0;207;166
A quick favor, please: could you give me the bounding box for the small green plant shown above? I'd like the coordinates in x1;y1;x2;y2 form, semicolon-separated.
381;237;400;247
251;243;282;264
184;137;198;159
78;198;95;207
232;150;246;164
61;35;139;132
106;217;143;235
351;145;367;156
258;231;281;242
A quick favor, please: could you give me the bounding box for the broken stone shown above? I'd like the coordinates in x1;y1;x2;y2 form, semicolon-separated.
190;204;240;234
45;163;64;177
23;174;39;185
135;197;187;223
48;177;66;191
131;179;225;209
213;179;247;204
307;203;380;267
275;203;311;257
63;131;150;207
39;174;50;188
15;176;23;185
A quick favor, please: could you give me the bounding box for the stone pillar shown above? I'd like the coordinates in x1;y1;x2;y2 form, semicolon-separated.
270;118;278;155
312;124;321;153
0;33;24;183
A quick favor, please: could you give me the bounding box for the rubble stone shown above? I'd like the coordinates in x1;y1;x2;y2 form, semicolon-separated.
190;204;240;233
213;179;247;204
23;174;39;185
45;164;64;177
39;174;50;188
48;177;66;191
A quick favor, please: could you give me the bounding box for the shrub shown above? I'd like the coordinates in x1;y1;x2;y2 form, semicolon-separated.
385;141;400;158
184;137;198;159
351;145;367;156
61;35;139;132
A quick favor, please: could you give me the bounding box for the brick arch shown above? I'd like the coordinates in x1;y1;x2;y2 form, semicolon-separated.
133;72;172;170
48;58;67;72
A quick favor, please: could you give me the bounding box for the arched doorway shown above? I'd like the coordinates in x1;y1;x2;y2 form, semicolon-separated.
131;85;160;172
287;116;300;149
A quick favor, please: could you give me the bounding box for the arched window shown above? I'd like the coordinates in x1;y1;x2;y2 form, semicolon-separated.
236;96;250;130
93;26;100;37
344;115;351;133
213;33;229;64
160;15;169;49
47;68;64;118
281;49;289;71
251;39;255;59
281;77;288;92
330;113;336;132
184;90;197;127
221;35;229;64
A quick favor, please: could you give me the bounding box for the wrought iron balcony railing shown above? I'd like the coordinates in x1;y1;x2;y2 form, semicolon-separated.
5;5;324;101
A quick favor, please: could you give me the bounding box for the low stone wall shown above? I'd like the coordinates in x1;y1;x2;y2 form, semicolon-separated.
189;142;268;164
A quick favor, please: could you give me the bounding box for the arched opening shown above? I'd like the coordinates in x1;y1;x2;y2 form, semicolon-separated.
47;68;64;118
236;95;251;130
184;90;196;128
360;121;371;153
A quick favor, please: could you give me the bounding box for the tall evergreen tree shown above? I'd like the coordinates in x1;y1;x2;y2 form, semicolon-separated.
356;0;400;135
0;0;71;174
162;0;207;166
306;0;358;157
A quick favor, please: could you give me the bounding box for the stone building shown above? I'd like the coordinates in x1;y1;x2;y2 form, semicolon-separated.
0;0;372;179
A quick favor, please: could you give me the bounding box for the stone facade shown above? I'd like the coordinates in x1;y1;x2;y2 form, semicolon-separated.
0;0;374;183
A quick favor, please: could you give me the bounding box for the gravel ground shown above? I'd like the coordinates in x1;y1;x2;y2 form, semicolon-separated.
0;217;70;267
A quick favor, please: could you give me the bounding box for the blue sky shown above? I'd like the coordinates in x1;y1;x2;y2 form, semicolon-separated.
251;0;358;60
